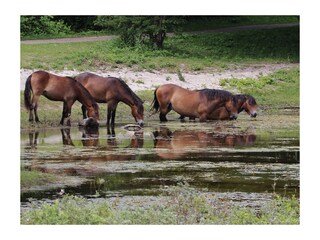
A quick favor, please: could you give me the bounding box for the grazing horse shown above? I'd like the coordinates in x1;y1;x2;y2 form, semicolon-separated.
24;71;100;126
151;84;238;122
75;72;144;127
180;94;258;120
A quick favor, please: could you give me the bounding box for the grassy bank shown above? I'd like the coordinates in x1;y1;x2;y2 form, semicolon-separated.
21;27;299;72
21;184;299;224
21;170;58;190
220;68;299;108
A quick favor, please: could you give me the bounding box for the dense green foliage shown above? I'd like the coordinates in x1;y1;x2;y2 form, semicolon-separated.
21;26;299;71
21;184;299;224
94;16;185;48
21;16;72;37
21;15;298;40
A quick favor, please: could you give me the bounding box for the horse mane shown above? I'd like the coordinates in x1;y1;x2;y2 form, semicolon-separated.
235;94;256;105
68;76;99;109
198;89;233;101
244;94;257;105
234;94;247;104
117;78;144;111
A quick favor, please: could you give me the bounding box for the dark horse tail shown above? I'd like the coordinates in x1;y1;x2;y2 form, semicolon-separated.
24;75;32;110
151;88;160;113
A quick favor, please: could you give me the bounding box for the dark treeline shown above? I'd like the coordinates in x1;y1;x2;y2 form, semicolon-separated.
21;15;298;34
21;16;298;48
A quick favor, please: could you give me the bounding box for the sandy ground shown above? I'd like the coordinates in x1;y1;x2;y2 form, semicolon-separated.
20;63;298;92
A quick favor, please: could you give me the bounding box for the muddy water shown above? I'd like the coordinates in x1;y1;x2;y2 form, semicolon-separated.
20;112;299;210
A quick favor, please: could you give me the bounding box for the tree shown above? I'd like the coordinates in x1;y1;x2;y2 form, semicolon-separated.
94;16;185;48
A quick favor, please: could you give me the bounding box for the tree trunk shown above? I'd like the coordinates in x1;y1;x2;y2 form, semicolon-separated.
154;31;166;48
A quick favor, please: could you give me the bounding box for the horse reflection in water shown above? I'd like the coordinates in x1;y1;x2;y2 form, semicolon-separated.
27;127;144;177
153;127;256;159
24;130;39;152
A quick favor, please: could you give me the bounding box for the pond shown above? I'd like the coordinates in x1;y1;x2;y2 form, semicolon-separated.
20;112;299;211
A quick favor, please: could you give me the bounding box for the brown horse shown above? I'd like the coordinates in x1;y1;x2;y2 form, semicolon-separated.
151;84;238;122
180;94;257;120
75;72;144;127
24;71;100;126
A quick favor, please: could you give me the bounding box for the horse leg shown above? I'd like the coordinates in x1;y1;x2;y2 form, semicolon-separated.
159;103;171;122
111;103;118;127
28;108;34;122
107;124;116;136
160;113;168;122
29;95;40;122
81;105;87;119
65;101;74;126
199;114;207;122
107;107;111;126
107;101;117;127
60;103;67;125
34;104;40;122
60;102;72;126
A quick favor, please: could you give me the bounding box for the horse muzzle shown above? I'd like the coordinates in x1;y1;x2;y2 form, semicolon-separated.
250;112;257;118
79;117;99;128
229;114;238;120
137;119;144;127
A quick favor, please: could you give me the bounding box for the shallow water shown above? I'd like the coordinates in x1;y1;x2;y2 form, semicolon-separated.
20;112;299;210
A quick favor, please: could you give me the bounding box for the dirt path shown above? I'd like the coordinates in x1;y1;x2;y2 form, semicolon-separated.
20;23;298;45
20;63;298;92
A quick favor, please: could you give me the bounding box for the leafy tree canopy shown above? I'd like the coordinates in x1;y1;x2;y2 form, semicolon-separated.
94;16;185;48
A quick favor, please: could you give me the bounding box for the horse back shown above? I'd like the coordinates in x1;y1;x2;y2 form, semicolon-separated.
157;84;201;117
30;71;50;91
157;84;192;103
76;73;118;103
31;71;78;100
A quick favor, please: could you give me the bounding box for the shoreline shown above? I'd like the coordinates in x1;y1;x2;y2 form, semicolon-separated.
20;63;298;92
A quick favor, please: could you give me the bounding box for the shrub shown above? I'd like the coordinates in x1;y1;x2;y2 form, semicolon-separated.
21;16;71;37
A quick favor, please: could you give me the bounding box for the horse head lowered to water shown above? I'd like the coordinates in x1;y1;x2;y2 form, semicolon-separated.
75;72;144;127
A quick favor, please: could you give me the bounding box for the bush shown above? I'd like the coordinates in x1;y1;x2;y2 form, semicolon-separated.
21;16;71;37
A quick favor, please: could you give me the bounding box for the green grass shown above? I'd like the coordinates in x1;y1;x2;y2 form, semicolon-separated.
220;68;299;108
21;27;299;72
21;170;59;190
21;184;299;224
